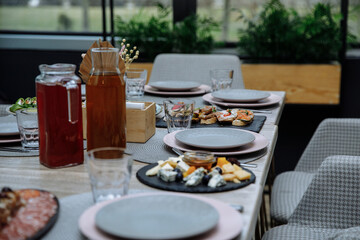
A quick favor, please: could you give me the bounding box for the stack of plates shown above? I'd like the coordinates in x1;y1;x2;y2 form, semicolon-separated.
0;115;21;143
78;192;243;240
164;128;269;156
203;89;281;107
145;81;211;96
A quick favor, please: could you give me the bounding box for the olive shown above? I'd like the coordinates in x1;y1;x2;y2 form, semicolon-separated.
202;174;211;185
2;187;12;192
227;157;240;166
175;172;183;182
174;168;182;173
214;167;223;175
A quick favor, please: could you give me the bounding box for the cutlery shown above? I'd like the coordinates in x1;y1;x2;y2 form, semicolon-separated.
172;147;184;156
172;147;257;168
0;147;33;153
229;203;244;213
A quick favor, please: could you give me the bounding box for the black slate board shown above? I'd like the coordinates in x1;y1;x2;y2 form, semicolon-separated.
136;163;256;193
156;115;266;133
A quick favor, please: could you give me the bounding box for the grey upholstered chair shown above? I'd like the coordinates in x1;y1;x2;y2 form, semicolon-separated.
271;118;360;224
263;155;360;240
148;53;245;88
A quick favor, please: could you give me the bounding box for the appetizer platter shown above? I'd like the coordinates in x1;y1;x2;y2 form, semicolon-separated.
157;105;267;133
0;187;59;240
136;155;256;193
192;105;255;126
6;97;37;115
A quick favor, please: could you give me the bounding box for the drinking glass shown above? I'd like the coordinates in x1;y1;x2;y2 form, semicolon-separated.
125;68;147;98
163;99;195;133
16;108;39;150
85;147;133;203
210;69;234;92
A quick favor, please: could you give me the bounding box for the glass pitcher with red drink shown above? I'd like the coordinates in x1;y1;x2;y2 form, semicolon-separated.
86;47;126;150
36;63;84;168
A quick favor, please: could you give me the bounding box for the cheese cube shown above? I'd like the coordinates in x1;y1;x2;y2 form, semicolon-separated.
234;170;251;181
161;163;174;171
222;173;237;182
222;163;236;174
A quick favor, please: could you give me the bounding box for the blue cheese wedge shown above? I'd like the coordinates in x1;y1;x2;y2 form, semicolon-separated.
208;174;226;188
184;167;205;187
157;169;177;182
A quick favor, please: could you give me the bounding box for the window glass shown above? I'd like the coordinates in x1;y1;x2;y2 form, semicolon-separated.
197;0;355;44
0;0;172;33
0;0;102;32
114;0;172;21
349;0;360;42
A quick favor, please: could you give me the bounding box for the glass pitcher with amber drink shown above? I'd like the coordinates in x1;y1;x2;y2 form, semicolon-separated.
86;47;126;150
36;63;84;168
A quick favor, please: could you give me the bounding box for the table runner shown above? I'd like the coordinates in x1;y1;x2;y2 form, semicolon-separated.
127;128;178;163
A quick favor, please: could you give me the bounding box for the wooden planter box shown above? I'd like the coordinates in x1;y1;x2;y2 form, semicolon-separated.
241;63;341;104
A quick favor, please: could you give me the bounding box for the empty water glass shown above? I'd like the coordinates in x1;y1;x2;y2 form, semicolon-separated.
210;69;234;92
85;147;132;203
125;68;147;98
15;108;39;150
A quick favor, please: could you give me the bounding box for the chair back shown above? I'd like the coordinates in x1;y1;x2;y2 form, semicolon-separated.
290;155;360;228
148;53;245;89
295;118;360;172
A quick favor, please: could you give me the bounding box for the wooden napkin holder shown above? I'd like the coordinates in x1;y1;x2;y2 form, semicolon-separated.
82;102;156;143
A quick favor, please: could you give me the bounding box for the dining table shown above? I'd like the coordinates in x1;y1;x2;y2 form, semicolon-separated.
0;90;285;240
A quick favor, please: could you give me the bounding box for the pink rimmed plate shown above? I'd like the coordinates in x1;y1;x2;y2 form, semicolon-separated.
145;84;211;96
203;92;281;107
78;192;243;240
164;129;268;156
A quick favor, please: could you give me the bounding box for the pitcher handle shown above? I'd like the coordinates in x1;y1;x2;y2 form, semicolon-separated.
65;80;80;124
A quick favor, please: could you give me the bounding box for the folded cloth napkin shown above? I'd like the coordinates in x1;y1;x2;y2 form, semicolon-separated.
126;102;145;110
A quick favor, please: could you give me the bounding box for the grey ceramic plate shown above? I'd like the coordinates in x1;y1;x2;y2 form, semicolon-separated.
211;89;270;102
95;194;219;240
149;81;201;91
175;128;255;149
0;115;19;136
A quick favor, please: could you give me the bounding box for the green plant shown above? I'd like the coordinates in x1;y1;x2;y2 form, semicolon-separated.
115;4;173;61
238;0;343;62
173;14;219;53
115;4;219;60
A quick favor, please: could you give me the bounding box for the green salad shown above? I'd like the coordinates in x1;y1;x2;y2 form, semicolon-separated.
9;97;37;113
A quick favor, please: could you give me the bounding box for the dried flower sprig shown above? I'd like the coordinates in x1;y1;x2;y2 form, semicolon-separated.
120;38;140;70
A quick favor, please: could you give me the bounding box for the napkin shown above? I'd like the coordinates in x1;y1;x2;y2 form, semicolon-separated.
126;102;145;110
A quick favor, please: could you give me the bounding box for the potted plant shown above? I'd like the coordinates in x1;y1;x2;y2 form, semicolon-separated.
237;0;343;104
